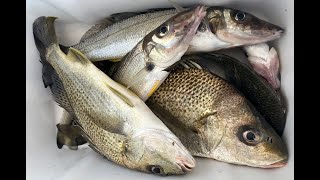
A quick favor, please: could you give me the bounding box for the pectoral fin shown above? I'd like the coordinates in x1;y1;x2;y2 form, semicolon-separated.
56;123;87;150
126;66;153;89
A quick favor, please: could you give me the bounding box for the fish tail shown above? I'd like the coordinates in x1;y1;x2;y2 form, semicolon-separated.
33;16;58;56
33;16;60;88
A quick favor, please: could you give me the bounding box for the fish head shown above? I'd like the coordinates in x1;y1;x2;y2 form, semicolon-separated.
143;5;206;68
124;129;196;175
209;95;288;168
206;7;284;46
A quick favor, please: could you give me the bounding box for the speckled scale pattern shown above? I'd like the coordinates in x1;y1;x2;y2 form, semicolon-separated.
83;119;126;165
48;49;129;166
149;68;236;128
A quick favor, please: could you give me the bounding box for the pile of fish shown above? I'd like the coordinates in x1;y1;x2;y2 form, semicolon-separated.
33;3;288;176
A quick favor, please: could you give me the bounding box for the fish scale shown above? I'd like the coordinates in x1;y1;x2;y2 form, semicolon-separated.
72;6;283;64
46;46;130;164
79;111;127;165
148;68;235;130
146;66;288;167
188;53;286;136
73;10;177;61
34;15;197;175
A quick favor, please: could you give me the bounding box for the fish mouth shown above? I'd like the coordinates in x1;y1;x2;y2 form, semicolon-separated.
174;5;206;54
266;28;284;41
215;30;283;47
176;156;196;172
275;29;284;35
215;23;284;46
185;5;207;36
173;5;207;36
263;159;288;168
159;5;206;67
255;25;284;43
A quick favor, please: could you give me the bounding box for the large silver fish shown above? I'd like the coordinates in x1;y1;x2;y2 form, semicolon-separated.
107;5;206;101
33;16;195;175
81;6;284;102
71;6;284;62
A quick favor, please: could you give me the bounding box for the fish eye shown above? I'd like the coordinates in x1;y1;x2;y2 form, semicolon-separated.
243;130;260;143
235;11;246;21
147;165;164;175
159;24;169;36
151;167;161;174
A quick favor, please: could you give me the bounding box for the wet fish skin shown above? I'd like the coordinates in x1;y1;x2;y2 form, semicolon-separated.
204;7;284;46
73;9;178;61
72;6;284;62
243;43;281;90
33;16;195;175
146;67;288;168
185;53;286;136
108;5;206;101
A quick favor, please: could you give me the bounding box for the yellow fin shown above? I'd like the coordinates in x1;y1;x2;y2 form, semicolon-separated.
147;80;161;98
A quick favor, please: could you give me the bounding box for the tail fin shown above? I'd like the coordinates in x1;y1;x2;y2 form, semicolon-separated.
33;16;58;56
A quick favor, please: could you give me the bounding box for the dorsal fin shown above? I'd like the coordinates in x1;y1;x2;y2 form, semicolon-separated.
66;47;91;64
80;12;140;42
80;8;174;41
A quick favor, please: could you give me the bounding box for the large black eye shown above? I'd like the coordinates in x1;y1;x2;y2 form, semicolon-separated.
159;24;169;36
243;130;260;143
151;167;161;174
147;165;164;175
235;11;246;21
246;131;255;140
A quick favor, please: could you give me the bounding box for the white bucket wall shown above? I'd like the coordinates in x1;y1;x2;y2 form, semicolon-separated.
26;0;294;179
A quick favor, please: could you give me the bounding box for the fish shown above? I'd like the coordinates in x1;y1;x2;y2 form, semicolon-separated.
184;53;286;136
33;16;196;175
71;6;284;62
146;64;288;168
243;43;281;90
107;5;206;101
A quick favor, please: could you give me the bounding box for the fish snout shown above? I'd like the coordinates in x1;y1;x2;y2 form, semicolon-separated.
263;23;284;37
176;155;196;172
264;159;288;168
174;5;207;31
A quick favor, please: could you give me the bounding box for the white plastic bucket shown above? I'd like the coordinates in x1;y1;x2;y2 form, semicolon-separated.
26;0;294;179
